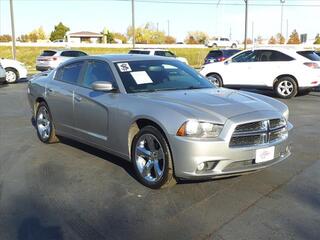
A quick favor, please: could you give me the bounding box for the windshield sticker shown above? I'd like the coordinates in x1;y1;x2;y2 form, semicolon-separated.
130;71;153;85
117;63;132;72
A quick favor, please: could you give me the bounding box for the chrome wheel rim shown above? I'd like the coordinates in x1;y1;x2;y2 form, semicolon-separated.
5;71;17;83
278;80;294;96
37;106;51;141
208;76;220;87
135;134;165;183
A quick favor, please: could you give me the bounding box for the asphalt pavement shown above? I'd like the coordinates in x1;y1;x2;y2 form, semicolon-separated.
0;82;319;240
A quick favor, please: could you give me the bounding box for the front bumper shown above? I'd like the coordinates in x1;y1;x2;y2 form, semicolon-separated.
170;118;293;180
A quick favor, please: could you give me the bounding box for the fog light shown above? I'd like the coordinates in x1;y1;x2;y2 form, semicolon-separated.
197;162;205;171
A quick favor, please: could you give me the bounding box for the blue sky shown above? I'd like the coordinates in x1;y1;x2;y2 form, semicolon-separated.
0;0;319;42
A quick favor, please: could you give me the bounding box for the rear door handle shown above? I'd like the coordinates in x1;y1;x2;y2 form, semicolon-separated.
74;95;82;102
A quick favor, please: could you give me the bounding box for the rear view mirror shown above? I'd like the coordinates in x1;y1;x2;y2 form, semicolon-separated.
92;81;114;92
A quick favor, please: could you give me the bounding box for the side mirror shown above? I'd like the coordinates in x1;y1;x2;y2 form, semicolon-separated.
92;81;114;92
224;60;230;65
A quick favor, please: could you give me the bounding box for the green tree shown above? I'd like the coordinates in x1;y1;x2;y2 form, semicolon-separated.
50;22;70;41
287;29;300;44
127;23;166;44
0;34;12;42
268;36;276;44
276;33;285;44
185;31;208;44
164;35;176;44
314;34;320;44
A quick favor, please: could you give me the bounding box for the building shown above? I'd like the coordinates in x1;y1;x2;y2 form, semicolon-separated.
66;31;103;44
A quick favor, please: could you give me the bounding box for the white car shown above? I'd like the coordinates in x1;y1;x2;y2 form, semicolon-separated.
36;50;87;71
0;58;28;83
129;49;189;65
206;37;238;48
0;64;6;84
200;47;320;99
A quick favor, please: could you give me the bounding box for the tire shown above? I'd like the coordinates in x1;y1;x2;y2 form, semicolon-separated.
5;68;19;83
213;43;218;48
35;102;59;143
131;126;176;189
231;44;237;49
274;77;298;99
206;73;223;87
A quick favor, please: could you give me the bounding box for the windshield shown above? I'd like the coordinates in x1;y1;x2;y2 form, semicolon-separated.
297;51;320;61
115;60;214;93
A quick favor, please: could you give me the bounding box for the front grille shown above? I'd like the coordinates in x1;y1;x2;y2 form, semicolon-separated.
230;118;287;147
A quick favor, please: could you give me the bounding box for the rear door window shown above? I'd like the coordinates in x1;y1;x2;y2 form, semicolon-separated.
256;50;294;62
57;61;84;85
61;51;86;57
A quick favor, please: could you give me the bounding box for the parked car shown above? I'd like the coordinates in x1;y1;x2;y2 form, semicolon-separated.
200;48;320;99
0;64;6;84
316;51;320;57
129;49;189;65
204;49;240;64
296;50;320;61
36;49;88;71
28;55;292;189
0;58;28;83
205;37;238;48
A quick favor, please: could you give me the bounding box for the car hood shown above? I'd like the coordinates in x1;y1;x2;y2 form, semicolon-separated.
134;88;282;123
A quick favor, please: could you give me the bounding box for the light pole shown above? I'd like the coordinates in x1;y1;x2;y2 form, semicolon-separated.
244;0;248;49
131;0;135;48
280;0;285;37
10;0;16;60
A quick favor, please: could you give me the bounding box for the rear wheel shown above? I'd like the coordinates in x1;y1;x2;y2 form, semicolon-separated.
213;43;218;48
36;102;59;143
274;77;298;99
5;68;19;83
231;43;237;48
207;73;223;87
131;126;176;189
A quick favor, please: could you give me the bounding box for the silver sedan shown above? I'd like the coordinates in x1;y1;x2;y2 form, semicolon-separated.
27;55;293;189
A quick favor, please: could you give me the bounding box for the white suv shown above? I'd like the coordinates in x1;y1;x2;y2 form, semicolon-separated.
206;37;238;48
200;47;320;99
36;50;87;71
129;49;189;65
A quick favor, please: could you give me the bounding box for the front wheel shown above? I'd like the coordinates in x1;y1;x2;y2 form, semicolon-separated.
131;126;176;189
207;73;223;87
274;77;298;99
5;68;19;83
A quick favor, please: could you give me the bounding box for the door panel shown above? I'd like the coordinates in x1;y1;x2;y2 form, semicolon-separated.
73;87;109;146
46;81;74;135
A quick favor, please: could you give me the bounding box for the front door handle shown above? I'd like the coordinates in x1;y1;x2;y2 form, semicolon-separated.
74;95;82;102
47;88;53;93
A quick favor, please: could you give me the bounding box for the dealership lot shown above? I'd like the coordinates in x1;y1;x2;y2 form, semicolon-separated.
0;82;319;240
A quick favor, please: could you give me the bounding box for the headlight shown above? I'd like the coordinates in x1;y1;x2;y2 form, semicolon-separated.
283;108;289;121
177;120;223;138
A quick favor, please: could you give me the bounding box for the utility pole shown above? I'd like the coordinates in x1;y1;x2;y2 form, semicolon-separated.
244;0;248;49
280;0;285;36
286;19;288;41
10;0;16;60
131;0;135;48
167;20;170;36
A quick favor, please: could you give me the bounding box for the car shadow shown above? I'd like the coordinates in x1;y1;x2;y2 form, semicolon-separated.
58;136;138;182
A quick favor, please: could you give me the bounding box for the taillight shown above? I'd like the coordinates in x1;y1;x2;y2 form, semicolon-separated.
218;57;226;62
304;62;320;69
